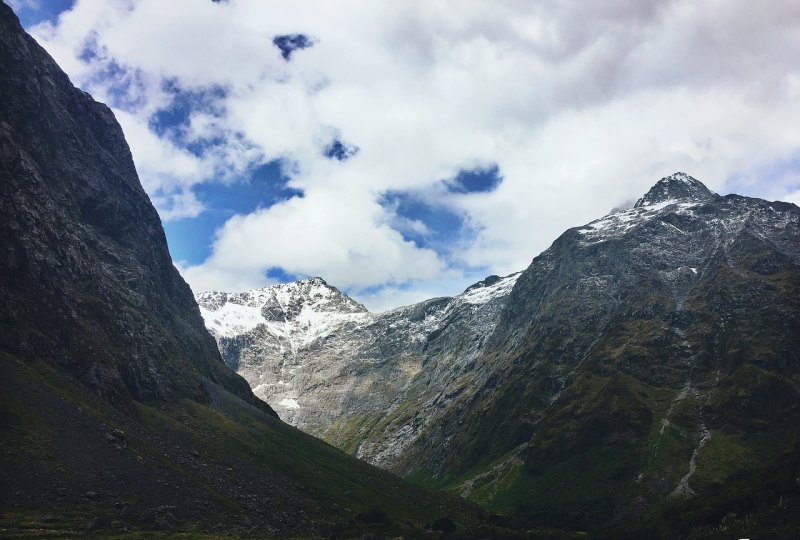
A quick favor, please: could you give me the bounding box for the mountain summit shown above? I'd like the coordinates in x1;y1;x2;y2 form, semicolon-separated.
197;277;367;339
634;171;719;208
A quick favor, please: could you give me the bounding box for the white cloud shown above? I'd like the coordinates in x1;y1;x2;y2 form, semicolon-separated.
186;185;446;291
26;0;800;307
785;191;800;207
174;260;269;296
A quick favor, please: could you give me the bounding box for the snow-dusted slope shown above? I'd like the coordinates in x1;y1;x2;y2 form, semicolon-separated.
633;171;718;209
577;172;797;249
579;172;719;244
197;277;369;343
421;172;800;519
195;272;520;466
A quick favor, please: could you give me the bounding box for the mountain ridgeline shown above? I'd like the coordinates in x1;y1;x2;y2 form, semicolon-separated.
0;4;488;537
196;273;520;468
201;172;800;537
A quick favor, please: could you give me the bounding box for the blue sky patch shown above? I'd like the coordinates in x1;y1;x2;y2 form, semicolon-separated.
163;209;223;267
380;190;468;251
265;267;299;282
151;81;226;136
725;153;800;200
446;164;502;194
164;161;302;265
78;40;98;62
86;60;155;112
150;82;230;157
325;139;359;161
12;0;74;27
273;34;313;60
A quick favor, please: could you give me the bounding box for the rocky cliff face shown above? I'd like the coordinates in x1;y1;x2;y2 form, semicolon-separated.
0;5;482;536
196;273;520;467
0;1;265;410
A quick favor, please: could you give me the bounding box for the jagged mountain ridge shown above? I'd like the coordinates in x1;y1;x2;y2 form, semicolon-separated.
200;172;800;536
0;4;484;537
196;273;520;466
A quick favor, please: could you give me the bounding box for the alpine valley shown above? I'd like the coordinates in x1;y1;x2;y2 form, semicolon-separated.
2;0;800;537
0;4;497;538
199;172;800;538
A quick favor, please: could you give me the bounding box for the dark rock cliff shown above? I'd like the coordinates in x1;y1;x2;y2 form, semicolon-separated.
0;2;270;412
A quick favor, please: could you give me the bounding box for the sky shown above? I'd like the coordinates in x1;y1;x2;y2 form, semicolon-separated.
10;0;800;311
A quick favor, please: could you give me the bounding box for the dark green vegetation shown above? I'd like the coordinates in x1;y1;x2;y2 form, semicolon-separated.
0;4;502;537
0;350;486;537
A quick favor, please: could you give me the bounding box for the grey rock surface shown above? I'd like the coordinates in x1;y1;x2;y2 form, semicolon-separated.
197;273;520;469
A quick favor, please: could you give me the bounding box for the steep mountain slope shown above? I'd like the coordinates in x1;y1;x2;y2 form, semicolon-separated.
0;4;486;537
196;273;520;468
0;0;263;416
411;172;800;536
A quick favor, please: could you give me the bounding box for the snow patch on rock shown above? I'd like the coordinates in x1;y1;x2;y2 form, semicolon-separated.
459;273;520;305
279;398;300;409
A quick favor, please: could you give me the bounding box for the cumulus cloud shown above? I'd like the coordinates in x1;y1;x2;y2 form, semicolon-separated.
194;185;446;288
27;0;800;307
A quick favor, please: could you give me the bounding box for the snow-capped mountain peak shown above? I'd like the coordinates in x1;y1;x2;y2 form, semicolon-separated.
195;277;368;339
633;172;719;208
580;173;721;244
194;272;521;436
634;172;718;209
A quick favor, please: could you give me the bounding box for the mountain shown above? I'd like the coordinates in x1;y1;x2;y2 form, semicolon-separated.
419;172;800;536
0;0;266;418
196;273;520;469
0;4;490;537
633;171;718;208
201;172;800;537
